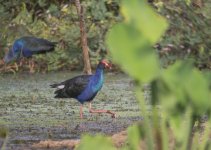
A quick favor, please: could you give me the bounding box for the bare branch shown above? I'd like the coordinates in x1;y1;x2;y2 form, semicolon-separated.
74;0;92;74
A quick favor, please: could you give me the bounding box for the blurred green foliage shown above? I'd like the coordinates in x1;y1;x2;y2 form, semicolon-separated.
77;134;115;150
0;0;121;72
78;0;211;149
107;0;167;83
156;0;211;69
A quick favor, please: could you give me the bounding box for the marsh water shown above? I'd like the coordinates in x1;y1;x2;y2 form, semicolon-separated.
0;72;141;149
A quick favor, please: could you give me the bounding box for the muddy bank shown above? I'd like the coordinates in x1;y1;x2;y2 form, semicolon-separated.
0;72;142;149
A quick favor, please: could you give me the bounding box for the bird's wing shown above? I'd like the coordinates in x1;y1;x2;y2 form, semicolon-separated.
20;36;57;53
51;75;92;98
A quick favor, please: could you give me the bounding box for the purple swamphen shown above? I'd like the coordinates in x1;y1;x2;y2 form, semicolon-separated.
50;60;116;119
3;36;57;63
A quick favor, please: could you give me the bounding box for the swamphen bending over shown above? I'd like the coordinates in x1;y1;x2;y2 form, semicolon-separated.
50;60;116;119
3;36;57;63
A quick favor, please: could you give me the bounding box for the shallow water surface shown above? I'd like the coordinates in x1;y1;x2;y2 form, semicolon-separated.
0;72;141;149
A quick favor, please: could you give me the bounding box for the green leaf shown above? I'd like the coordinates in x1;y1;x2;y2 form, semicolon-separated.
107;0;168;82
185;69;211;114
168;107;193;147
107;23;160;82
77;134;115;150
161;61;194;103
121;0;168;44
127;125;140;150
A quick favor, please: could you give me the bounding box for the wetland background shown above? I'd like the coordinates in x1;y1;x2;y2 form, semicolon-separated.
1;0;211;149
0;0;210;73
0;72;142;149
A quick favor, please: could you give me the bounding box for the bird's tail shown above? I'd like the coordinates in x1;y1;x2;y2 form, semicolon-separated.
50;83;68;98
50;83;59;88
51;86;68;98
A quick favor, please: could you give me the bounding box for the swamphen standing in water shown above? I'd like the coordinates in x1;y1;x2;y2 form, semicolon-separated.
3;36;57;63
50;60;116;119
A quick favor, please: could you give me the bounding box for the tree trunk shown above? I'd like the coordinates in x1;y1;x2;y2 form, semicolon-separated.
74;0;92;74
193;0;203;7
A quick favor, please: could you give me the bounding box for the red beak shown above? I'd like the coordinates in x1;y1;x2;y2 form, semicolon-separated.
105;63;112;69
101;60;112;69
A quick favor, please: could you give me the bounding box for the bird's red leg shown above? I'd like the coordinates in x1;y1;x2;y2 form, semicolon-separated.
88;102;116;118
80;105;83;119
29;59;35;73
19;58;24;66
